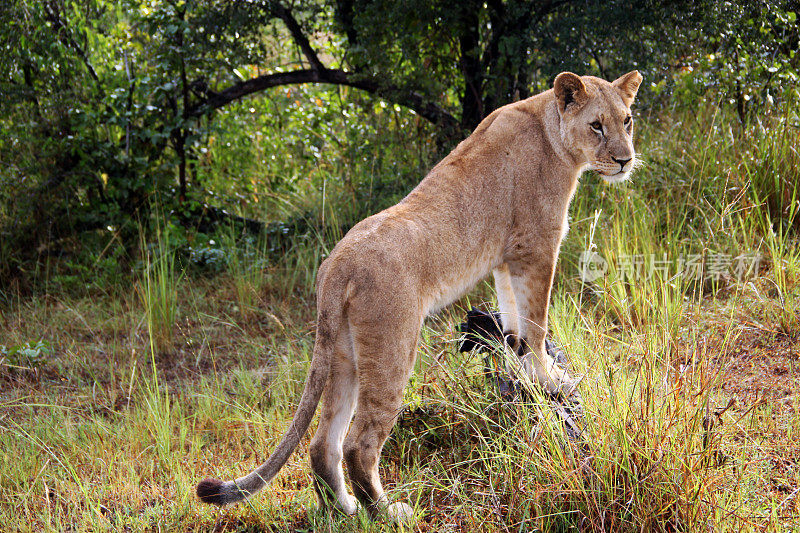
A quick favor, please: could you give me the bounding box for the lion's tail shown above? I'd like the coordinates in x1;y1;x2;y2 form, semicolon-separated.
195;274;345;507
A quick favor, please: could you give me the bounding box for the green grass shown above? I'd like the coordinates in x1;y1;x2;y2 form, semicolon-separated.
138;222;181;354
0;102;799;531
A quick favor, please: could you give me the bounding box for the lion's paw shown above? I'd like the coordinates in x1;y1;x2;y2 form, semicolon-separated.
337;495;359;516
540;371;582;402
387;501;415;525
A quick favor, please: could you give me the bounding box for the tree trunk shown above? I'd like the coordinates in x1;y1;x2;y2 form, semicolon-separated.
458;2;484;131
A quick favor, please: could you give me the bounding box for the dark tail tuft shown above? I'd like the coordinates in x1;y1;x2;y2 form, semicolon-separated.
196;478;225;506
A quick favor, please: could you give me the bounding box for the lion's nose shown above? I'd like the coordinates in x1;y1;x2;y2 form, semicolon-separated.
612;157;631;169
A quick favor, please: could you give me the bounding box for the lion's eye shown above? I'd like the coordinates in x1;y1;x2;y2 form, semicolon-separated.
590;121;603;132
624;116;632;126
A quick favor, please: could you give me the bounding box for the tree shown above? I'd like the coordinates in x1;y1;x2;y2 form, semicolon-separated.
190;0;692;132
2;0;797;275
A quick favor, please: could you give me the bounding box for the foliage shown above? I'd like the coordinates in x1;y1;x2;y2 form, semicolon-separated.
335;0;686;127
0;1;275;271
670;1;799;119
0;340;52;369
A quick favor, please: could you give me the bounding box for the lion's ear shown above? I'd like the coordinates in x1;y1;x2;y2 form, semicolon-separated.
554;72;588;113
612;70;643;107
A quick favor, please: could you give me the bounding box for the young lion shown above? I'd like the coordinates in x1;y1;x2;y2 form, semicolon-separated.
197;71;642;522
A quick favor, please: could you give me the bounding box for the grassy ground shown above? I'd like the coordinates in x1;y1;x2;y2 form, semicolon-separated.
1;104;799;531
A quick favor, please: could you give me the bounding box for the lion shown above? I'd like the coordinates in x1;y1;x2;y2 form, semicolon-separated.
196;71;642;522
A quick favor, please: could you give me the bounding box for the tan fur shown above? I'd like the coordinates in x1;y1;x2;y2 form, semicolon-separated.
196;71;642;522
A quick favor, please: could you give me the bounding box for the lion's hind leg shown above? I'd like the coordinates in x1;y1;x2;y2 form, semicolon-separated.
309;327;359;515
343;315;420;524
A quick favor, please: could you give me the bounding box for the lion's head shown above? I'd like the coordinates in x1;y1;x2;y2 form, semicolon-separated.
554;71;643;183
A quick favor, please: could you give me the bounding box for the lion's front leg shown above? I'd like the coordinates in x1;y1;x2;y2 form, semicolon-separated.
507;257;578;397
492;264;520;341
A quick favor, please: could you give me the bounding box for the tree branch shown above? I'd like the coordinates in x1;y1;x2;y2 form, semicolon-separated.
42;1;102;92
272;3;326;72
185;3;459;133
532;0;575;24
188;68;460;132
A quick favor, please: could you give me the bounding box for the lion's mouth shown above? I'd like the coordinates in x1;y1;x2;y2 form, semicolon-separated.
600;170;630;183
